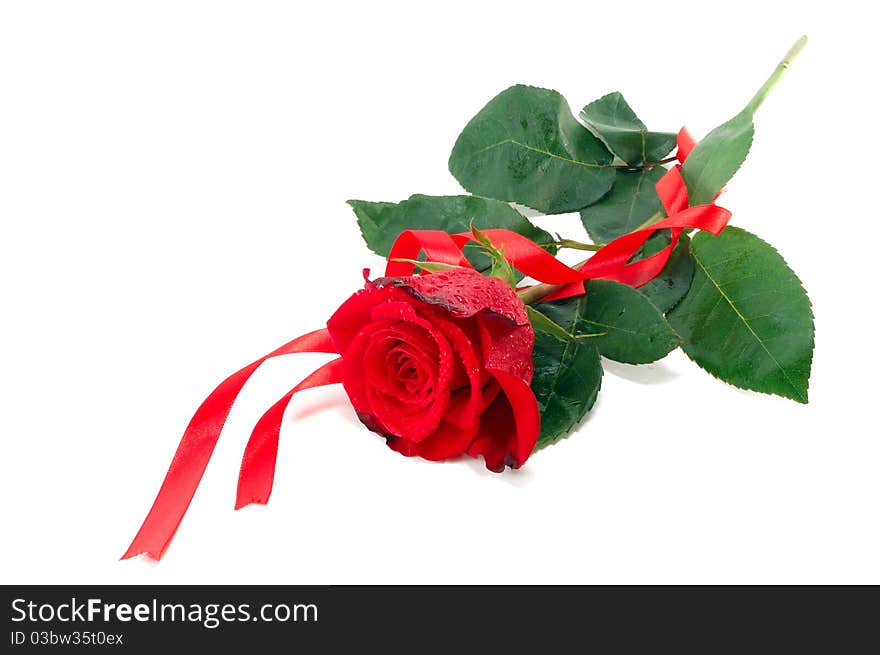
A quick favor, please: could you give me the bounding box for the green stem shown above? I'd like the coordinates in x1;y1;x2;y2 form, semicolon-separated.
632;210;665;232
517;283;564;306
610;155;678;171
746;35;807;114
539;239;602;252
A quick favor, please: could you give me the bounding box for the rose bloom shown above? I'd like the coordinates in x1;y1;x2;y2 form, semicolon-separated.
326;268;540;472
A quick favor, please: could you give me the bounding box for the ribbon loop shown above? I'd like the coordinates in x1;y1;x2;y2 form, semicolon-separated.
384;230;474;276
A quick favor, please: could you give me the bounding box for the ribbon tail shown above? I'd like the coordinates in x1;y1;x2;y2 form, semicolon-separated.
235;358;345;510
122;328;337;561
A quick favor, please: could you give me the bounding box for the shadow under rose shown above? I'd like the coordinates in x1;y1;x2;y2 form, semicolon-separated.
287;388;540;488
460;457;536;487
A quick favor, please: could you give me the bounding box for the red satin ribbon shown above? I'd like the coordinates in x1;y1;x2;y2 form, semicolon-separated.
235;358;344;509
385;128;731;301
123;329;337;560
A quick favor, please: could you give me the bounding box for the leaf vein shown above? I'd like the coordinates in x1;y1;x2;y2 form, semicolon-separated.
469;139;610;169
691;248;805;402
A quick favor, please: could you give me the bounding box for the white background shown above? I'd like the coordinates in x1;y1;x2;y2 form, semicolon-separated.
1;1;878;584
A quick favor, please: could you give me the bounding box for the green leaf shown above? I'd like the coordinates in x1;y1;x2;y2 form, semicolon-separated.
579;167;666;243
448;85;614;214
348;194;555;274
579;92;676;165
531;319;603;448
680;108;754;206
636;234;695;313
667;227;814;403
536;281;680;364
630;228;671;261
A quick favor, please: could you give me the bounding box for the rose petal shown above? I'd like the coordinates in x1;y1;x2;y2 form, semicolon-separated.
327;285;411;354
339;319;397;419
467;368;540;471
373;268;528;326
362;324;438;403
361;313;455;442
369;300;417;323
444;381;500;430
466;394;515;473
409;419;480;461
384;434;417;457
419;309;484;430
477;313;534;383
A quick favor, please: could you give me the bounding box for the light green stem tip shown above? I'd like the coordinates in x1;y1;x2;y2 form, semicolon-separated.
747;35;808;114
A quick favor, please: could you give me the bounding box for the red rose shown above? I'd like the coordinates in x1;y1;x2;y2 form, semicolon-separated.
327;268;540;472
